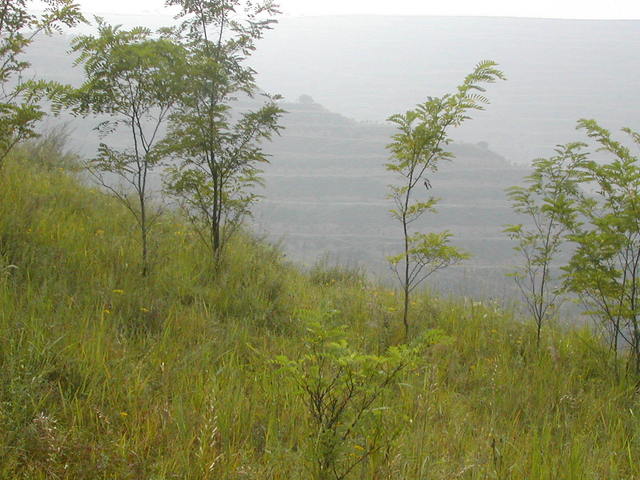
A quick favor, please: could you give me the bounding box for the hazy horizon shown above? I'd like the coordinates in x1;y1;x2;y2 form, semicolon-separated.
31;0;640;20
23;13;640;298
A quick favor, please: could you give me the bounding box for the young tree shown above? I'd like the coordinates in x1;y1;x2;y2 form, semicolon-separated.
0;0;84;168
162;0;283;263
71;20;185;276
505;144;584;347
277;315;416;480
386;61;505;338
561;120;640;375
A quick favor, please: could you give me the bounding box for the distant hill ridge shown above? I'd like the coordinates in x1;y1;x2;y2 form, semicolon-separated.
29;21;599;297
28;15;640;164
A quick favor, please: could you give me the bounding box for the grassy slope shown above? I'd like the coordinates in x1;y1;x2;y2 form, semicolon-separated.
0;149;639;479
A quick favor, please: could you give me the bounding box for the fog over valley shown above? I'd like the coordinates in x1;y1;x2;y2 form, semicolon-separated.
25;15;640;298
249;16;640;163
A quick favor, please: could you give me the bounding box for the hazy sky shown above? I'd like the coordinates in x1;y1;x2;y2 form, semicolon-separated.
38;0;640;20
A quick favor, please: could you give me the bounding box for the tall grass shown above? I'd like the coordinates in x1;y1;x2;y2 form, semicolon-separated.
0;146;638;479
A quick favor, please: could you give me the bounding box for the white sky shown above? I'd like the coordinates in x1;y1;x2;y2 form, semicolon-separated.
37;0;640;20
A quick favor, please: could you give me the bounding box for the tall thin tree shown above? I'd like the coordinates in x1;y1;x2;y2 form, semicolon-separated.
386;61;505;338
505;144;583;347
71;20;184;276
162;0;283;263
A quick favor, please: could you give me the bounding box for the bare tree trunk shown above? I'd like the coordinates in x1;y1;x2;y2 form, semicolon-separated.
402;211;410;340
140;199;148;277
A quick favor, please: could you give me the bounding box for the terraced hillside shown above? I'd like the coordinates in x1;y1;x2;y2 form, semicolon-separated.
255;99;528;297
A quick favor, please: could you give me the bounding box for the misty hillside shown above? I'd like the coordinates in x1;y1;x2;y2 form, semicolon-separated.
28;16;640;164
251;16;640;163
253;99;526;298
3;142;638;479
24;16;639;297
5;6;640;477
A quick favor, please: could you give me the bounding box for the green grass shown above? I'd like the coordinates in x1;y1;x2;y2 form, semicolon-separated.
0;147;639;479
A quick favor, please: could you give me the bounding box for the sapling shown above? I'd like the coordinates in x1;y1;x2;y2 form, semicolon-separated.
386;61;505;338
505;143;584;347
561;120;640;375
277;313;418;480
71;20;184;276
162;0;283;263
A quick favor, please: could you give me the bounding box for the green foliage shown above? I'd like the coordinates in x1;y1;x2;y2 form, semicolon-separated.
505;143;585;346
161;0;284;261
0;0;84;166
70;19;186;276
388;231;469;293
386;60;506;178
19;124;80;171
309;255;367;288
508;119;640;373
386;60;505;337
1;144;640;478
561;120;640;374
277;312;417;480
